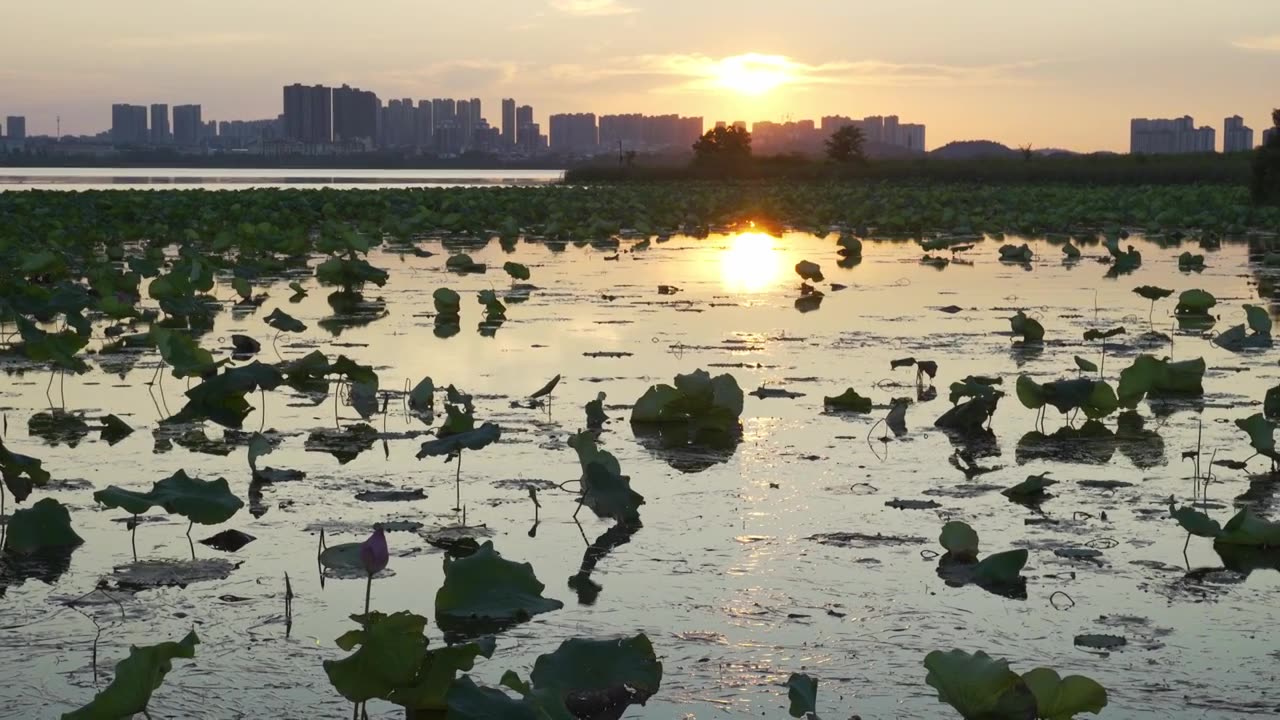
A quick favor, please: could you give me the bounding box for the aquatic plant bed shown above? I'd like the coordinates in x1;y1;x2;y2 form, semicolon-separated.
2;186;1280;718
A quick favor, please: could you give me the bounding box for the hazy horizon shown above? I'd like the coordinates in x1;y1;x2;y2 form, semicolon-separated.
2;0;1277;151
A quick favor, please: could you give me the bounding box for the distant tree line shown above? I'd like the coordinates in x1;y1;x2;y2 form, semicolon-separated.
1251;108;1280;205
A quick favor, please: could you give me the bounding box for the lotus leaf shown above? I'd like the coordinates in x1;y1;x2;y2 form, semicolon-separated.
1174;289;1215;315
4;498;83;553
0;440;51;503
435;541;563;627
1215;509;1280;547
62;631;199;720
940;521;980;561
1009;311;1044;343
416;423;501;460
794;260;824;282
265;308;306;333
503;262;531;280
923;649;1037;720
529;634;663;716
786;673;819;718
1169;505;1221;538
823;388;873;413
1021;667;1108;720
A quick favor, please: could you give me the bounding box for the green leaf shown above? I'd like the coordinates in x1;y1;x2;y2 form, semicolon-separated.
1244;304;1272;335
247;433;273;472
566;431;623;479
316;255;389;289
416;423;501;459
318;542;366;571
323;611;428;703
148;470;244;525
1015;375;1045;410
5;498;83;553
579;462;645;523
631;384;682;423
1081;381;1118;420
1082;327;1125;342
434;288;461;315
949;376;1004;405
1009;311;1044;343
940;521;980;561
16;317;90;373
288;281;309;298
93;486;158;516
387;637;497;711
794;260;824;282
265;308;306;333
1235;413;1279;461
445;676;541;720
151;327;218;379
529;634;663;714
923;649;1036;720
529;375;561;399
446;254;486;274
1215;509;1280;547
1169;505;1221;538
1073;356;1098;373
1133;286;1173;302
972;549;1029;586
0;440;51;503
998;244;1033;262
823;388;873;413
409;376;435;414
231;277;251;300
1003;473;1056;499
631;370;743;430
786;673;819;718
435;541;563;628
1174;289;1216;315
1022;668;1107;720
503;262;531;281
62;631;199;720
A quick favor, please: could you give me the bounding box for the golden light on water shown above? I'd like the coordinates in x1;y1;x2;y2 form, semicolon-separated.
720;232;783;293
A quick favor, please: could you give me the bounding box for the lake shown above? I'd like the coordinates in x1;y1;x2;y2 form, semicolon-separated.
2;185;1279;719
0;167;564;191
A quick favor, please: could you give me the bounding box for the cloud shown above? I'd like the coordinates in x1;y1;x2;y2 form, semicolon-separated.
548;53;1038;92
1233;34;1280;51
108;32;275;50
550;0;636;17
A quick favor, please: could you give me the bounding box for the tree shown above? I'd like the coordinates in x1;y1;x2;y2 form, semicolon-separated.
1018;144;1034;161
824;126;867;164
691;126;751;164
1251;108;1280;205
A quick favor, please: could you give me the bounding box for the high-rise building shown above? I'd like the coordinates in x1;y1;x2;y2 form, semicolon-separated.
333;85;379;144
1266;127;1279;147
282;84;333;144
149;104;170;143
599;114;702;150
1130;116;1216;154
1223;115;1254;153
549;113;598;153
415;101;433;147
5;116;25;140
515;105;533;145
173;104;202;146
501;99;516;146
898;123;926;151
111;104;149;144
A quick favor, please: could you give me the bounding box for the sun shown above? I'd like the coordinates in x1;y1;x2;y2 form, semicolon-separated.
713;54;795;96
720;232;783;293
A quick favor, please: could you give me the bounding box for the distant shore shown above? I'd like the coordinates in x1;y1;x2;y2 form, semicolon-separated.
565;152;1253;185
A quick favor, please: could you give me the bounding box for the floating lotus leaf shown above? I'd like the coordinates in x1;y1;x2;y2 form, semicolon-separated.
264;308;306;333
823;388;873;413
435;541;563;629
1215;509;1280;547
4;498;83;553
62;631;199;720
794;260;824;282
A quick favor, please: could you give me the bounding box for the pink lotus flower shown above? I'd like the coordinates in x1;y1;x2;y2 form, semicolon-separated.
359;528;388;575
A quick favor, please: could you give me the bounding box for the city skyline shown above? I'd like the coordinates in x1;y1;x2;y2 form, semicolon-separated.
1;0;1277;151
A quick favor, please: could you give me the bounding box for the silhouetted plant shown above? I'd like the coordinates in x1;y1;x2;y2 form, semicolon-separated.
824;125;867;164
691;126;752;164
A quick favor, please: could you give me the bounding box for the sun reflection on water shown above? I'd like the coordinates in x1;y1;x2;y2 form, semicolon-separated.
720;232;783;293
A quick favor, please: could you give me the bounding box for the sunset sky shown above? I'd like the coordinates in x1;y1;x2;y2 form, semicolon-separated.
1;0;1277;150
